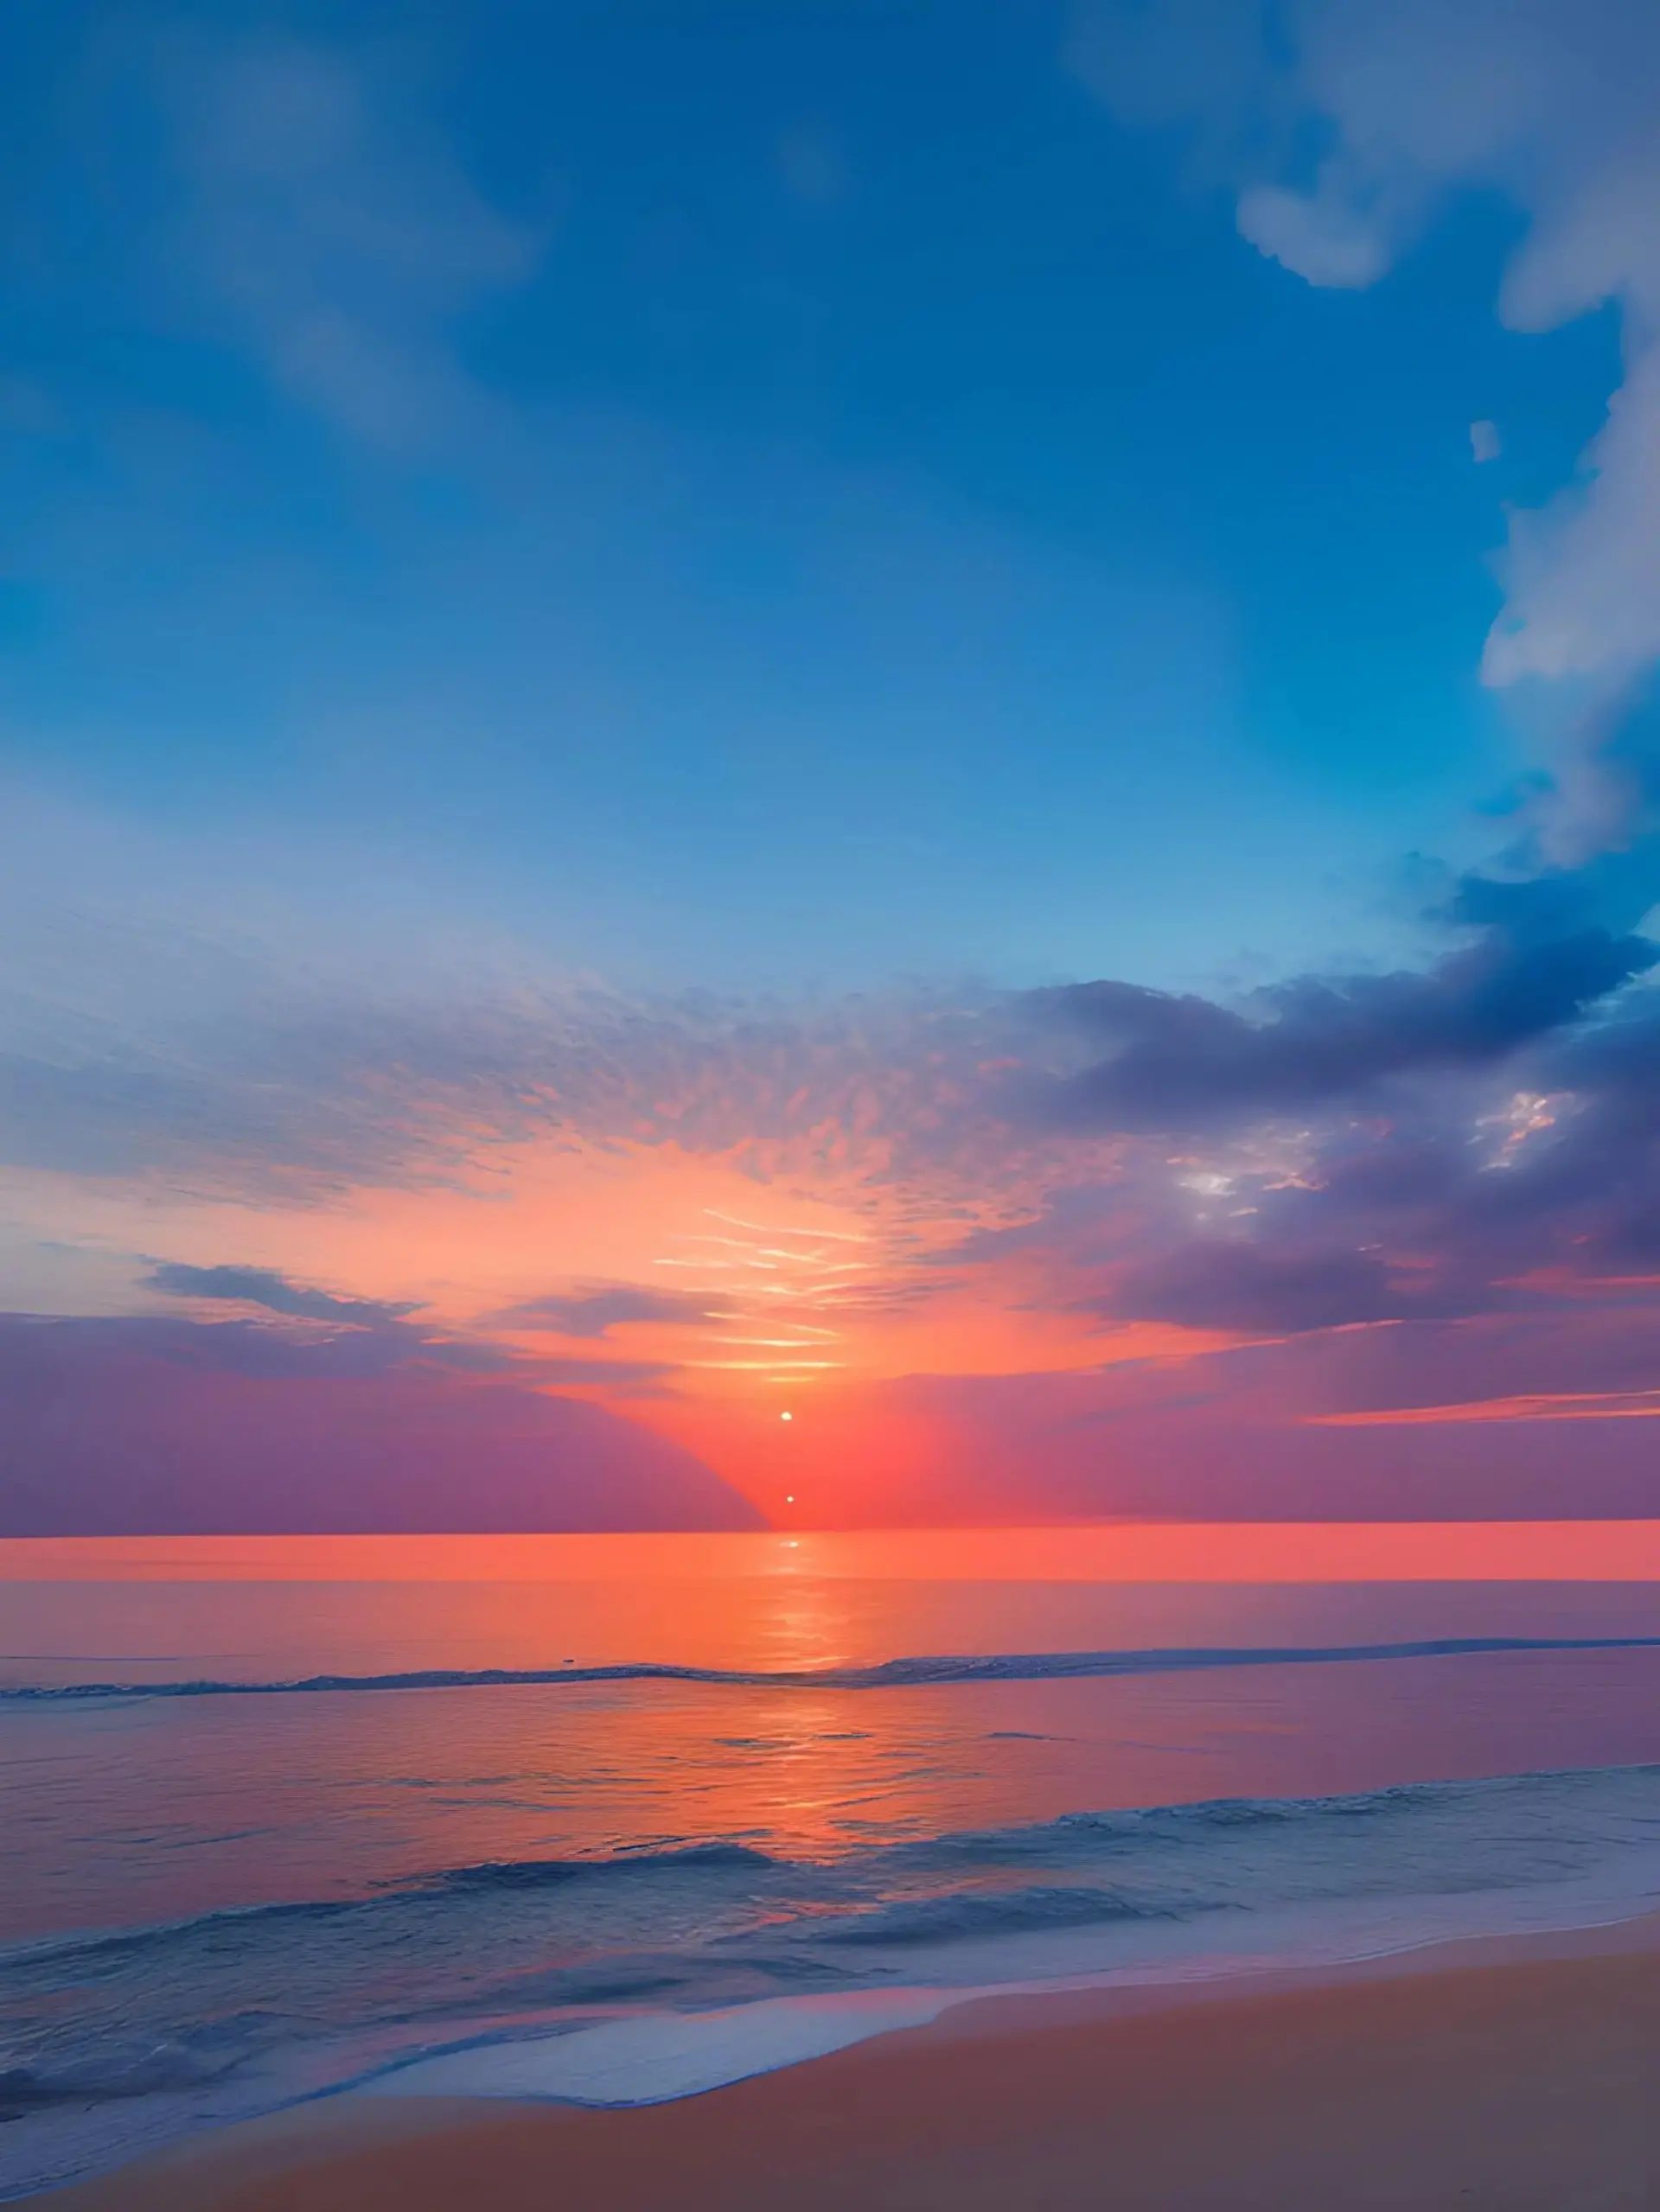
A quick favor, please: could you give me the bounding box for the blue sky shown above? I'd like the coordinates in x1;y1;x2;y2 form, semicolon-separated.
10;2;1660;1532
4;0;1629;997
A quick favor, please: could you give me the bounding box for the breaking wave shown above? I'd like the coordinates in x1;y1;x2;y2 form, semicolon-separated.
9;1633;1660;1704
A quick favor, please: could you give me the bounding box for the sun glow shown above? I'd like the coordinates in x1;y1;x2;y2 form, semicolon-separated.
647;1207;878;1386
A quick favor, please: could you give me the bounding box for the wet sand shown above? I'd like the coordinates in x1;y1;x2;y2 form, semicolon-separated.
29;1936;1660;2211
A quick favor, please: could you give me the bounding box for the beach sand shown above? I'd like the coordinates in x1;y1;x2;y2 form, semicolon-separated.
29;1936;1660;2211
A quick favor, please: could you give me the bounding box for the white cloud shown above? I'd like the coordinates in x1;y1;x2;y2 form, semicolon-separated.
1236;171;1414;290
159;35;537;448
1075;0;1660;857
1471;420;1502;464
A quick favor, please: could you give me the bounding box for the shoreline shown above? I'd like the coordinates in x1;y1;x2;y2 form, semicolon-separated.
26;1906;1660;2210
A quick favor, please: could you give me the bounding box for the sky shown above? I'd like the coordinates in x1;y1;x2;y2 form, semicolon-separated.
7;0;1660;1533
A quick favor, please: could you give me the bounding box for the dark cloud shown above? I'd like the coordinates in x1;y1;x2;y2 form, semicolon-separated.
5;1313;506;1382
495;1286;711;1335
144;1265;678;1392
143;1262;544;1379
1101;1240;1482;1336
1026;926;1656;1134
1066;1065;1660;1340
146;1259;421;1327
942;870;1660;1340
1440;870;1597;943
1439;834;1660;940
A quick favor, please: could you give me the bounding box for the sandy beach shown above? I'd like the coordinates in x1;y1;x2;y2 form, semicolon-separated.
29;1931;1660;2212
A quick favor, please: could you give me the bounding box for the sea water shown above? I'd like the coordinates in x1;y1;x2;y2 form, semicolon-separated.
6;1529;1660;2198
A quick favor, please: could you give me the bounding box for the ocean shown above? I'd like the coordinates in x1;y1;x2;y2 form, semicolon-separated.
6;1528;1660;2199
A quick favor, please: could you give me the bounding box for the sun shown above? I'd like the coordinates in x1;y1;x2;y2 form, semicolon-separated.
779;1409;794;1421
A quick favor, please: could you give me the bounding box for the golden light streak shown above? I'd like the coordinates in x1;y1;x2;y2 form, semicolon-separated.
711;1335;846;1348
704;1209;873;1245
652;1256;782;1272
685;1358;846;1372
644;1194;898;1396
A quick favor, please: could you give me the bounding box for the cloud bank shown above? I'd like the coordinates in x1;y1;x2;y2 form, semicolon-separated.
0;1314;758;1536
8;820;1660;1524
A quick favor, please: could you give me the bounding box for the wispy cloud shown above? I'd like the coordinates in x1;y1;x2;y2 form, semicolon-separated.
1307;1388;1660;1427
145;1259;420;1328
493;1286;717;1336
10;771;1660;1508
153;30;537;447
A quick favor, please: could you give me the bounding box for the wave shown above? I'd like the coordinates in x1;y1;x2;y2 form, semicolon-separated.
811;1882;1173;1946
10;1762;1660;2199
1;1841;795;1972
10;1632;1660;1704
13;1761;1660;1977
424;1840;779;1891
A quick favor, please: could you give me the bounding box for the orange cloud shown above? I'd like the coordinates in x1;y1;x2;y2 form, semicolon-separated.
1307;1389;1660;1427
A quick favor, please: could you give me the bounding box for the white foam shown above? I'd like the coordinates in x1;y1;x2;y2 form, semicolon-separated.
373;1987;952;2105
363;1865;1660;2114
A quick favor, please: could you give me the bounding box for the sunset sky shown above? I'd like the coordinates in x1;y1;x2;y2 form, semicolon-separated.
7;1;1660;1533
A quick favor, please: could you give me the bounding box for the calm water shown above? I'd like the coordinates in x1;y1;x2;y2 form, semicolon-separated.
6;1529;1660;2197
